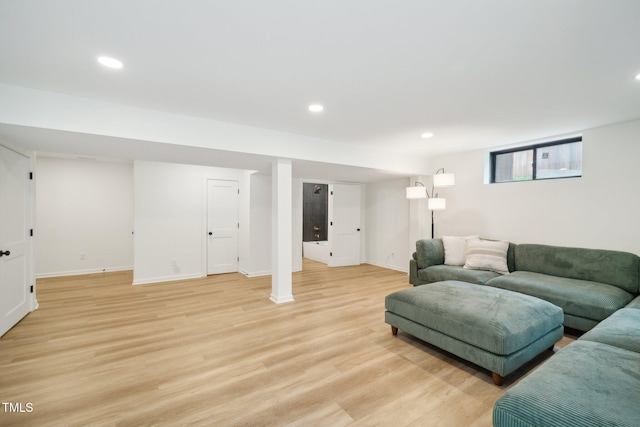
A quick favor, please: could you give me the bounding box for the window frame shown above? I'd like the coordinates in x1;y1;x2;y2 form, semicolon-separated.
490;136;582;183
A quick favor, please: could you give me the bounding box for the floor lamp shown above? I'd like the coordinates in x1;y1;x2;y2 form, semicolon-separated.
406;168;455;238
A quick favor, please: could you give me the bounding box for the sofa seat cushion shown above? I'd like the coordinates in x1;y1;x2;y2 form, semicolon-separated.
486;271;633;322
385;281;563;355
494;340;640;427
580;308;640;353
418;265;500;286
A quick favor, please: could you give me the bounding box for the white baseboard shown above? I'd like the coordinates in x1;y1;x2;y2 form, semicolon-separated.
365;261;409;274
132;273;204;285
36;266;133;279
241;267;302;278
243;270;271;278
270;293;295;304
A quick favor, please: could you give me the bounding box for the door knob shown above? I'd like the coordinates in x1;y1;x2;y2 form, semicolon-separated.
0;250;10;257
208;232;213;236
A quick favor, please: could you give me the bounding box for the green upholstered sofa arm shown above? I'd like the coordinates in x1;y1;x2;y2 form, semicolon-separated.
410;239;446;286
415;239;445;269
409;258;419;285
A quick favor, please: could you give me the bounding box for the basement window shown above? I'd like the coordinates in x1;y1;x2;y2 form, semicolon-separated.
490;137;582;183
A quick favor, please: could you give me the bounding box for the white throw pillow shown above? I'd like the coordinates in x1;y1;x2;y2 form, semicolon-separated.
442;235;479;266
463;239;510;275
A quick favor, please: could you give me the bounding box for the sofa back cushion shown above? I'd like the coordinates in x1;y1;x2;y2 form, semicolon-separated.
464;239;510;274
515;244;640;294
416;238;517;272
442;235;479;266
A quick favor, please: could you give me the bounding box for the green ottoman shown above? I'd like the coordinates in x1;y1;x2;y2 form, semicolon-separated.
385;280;563;385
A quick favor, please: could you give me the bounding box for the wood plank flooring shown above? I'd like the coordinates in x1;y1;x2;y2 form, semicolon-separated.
0;260;576;426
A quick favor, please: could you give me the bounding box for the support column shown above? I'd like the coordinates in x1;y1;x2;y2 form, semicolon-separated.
270;159;294;303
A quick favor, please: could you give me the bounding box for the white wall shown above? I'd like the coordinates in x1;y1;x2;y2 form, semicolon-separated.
247;176;365;274
365;178;410;272
431;119;640;255
35;158;300;283
35;157;134;277
245;174;303;277
407;174;433;256
133;161;251;285
246;174;272;276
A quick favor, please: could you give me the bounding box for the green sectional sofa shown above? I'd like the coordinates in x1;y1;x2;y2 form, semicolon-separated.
493;300;640;426
409;239;640;331
407;238;640;425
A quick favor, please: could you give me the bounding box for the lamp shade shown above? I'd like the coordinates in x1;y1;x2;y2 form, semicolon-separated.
428;197;446;210
406;186;427;199
433;173;455;188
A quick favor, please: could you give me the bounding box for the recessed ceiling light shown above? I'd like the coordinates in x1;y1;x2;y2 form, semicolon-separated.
308;104;324;113
635;73;640;80
421;132;434;139
97;56;123;69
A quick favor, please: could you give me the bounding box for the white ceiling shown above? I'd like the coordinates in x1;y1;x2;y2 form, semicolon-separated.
1;0;640;179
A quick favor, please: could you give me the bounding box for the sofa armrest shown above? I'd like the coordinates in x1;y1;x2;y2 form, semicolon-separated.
415;239;445;269
409;259;419;285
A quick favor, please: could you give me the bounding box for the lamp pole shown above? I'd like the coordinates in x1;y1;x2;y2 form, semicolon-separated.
431;210;435;239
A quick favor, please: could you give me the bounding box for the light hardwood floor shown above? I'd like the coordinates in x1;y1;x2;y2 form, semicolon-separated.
0;260;576;426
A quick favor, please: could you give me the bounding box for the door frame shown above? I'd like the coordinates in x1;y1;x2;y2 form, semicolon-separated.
0;143;37;336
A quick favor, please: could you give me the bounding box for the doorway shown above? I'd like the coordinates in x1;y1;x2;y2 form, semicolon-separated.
207;179;239;275
302;183;329;264
301;182;361;267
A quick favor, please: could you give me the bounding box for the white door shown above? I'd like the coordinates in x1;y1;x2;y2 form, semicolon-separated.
328;184;361;267
207;180;239;275
0;145;32;337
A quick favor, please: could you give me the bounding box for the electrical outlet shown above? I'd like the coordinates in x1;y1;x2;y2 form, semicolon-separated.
171;259;177;267
80;253;86;261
